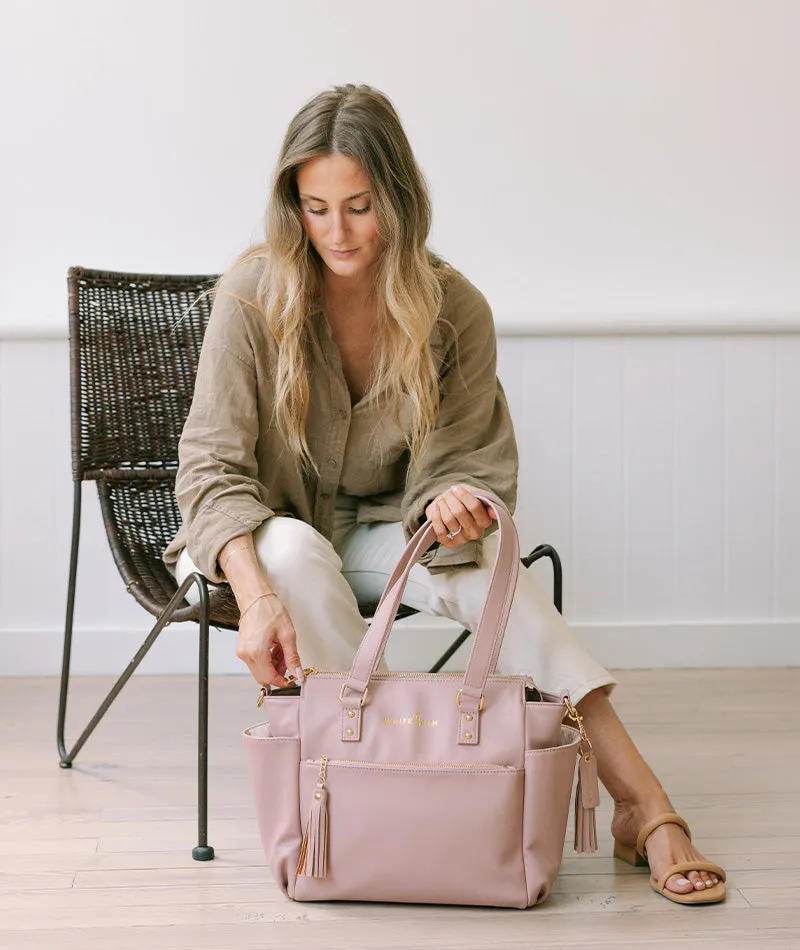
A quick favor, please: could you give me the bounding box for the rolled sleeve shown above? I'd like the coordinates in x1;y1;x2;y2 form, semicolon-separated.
172;279;275;582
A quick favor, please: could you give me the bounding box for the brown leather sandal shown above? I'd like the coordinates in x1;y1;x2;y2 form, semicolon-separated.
613;813;727;905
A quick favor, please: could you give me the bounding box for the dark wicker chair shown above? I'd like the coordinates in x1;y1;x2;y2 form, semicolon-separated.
57;266;563;862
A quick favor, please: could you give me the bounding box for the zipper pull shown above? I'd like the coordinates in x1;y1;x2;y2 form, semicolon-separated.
296;755;329;878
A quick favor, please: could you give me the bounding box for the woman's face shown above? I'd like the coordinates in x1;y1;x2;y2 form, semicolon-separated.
296;154;381;284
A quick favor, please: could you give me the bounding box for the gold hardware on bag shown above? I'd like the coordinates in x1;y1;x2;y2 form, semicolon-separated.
563;697;593;760
339;683;369;707
456;689;485;711
255;668;318;707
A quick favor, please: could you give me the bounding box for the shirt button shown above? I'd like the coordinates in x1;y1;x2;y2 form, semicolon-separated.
320;491;331;500
327;457;338;468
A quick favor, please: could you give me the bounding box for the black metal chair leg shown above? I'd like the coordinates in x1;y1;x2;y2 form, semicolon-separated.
192;580;214;861
58;481;83;766
58;569;216;861
57;573;211;766
427;630;472;674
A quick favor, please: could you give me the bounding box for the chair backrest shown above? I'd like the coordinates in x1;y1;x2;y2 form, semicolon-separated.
68;267;219;481
68;267;223;616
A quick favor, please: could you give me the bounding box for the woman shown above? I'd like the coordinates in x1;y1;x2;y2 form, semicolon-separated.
163;83;725;905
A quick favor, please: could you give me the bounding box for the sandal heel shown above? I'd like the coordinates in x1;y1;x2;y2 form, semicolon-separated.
613;840;648;867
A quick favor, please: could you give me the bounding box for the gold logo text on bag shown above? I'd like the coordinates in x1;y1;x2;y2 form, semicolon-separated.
383;712;439;727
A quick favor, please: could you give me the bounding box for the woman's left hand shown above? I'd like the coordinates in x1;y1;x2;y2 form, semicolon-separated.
425;484;497;549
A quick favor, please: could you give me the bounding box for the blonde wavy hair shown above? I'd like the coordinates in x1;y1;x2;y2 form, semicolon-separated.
218;83;451;479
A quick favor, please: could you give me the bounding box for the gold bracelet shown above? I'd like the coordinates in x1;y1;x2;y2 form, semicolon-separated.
219;544;251;573
239;592;278;622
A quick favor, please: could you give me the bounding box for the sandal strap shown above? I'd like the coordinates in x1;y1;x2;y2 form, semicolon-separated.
655;860;727;892
636;812;692;858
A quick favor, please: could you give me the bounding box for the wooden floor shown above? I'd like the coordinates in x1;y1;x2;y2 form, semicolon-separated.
1;669;798;949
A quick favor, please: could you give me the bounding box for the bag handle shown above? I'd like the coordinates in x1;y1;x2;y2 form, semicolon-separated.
341;489;520;710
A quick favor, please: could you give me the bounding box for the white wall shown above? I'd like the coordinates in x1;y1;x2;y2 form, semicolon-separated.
2;331;799;674
2;0;799;331
2;1;799;673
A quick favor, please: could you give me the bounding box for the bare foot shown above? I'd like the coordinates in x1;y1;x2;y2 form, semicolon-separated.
612;802;722;895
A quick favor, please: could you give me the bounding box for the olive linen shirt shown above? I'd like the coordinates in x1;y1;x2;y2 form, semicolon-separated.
162;256;519;584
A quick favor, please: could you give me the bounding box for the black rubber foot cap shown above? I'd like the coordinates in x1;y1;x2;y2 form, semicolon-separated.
192;845;215;861
59;761;73;769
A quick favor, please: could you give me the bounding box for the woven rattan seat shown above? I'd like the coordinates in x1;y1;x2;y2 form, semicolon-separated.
97;475;241;626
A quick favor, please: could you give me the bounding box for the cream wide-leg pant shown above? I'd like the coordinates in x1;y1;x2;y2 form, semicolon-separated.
172;493;615;704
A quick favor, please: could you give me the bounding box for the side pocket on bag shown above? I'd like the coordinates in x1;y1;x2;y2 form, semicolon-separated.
242;724;302;898
262;696;300;737
522;726;580;906
525;698;567;750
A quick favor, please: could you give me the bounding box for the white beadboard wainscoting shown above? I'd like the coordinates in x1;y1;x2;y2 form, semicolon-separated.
1;324;799;675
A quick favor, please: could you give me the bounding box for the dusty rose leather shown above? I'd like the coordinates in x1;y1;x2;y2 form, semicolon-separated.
243;490;583;908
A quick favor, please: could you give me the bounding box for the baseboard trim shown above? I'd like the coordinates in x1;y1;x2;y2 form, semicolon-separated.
1;618;798;675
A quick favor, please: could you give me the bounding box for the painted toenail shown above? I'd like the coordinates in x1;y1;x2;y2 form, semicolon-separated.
695;881;705;889
677;878;690;886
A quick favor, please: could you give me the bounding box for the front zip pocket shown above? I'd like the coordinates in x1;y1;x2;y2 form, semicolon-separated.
307;757;517;771
293;756;527;908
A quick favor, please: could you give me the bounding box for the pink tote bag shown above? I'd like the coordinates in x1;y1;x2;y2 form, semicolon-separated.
243;490;598;908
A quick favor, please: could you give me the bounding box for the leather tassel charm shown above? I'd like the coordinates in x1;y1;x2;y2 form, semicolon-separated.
297;756;329;878
564;697;599;854
574;750;600;854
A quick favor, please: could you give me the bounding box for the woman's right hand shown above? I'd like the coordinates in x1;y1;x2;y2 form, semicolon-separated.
219;533;304;688
235;592;303;688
